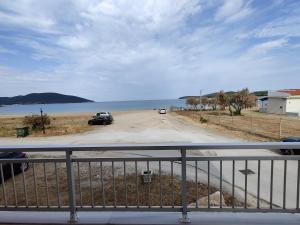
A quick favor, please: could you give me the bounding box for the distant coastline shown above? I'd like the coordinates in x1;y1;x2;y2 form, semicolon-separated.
0;92;93;106
0;99;185;115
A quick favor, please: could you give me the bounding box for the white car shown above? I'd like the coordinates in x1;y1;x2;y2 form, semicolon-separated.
159;108;167;114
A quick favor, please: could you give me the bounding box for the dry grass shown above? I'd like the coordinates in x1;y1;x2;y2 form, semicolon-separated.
0;117;24;137
174;108;300;141
0;162;243;208
0;115;94;137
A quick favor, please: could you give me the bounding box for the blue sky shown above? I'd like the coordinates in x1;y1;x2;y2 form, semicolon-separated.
0;0;300;101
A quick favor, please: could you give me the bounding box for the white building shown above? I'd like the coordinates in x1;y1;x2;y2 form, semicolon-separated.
262;90;300;116
258;96;268;113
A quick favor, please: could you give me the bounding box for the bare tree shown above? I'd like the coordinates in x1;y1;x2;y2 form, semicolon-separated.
227;88;256;115
208;98;218;110
245;94;257;109
186;97;200;110
216;91;227;110
201;97;209;110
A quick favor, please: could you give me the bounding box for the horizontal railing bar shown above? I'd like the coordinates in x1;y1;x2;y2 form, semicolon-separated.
0;158;66;163
0;206;69;211
73;157;181;162
2;206;298;213
186;156;300;161
189;208;300;213
0;142;300;152
76;207;182;212
1;156;300;163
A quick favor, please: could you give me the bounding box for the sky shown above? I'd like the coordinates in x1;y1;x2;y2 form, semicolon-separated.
0;0;300;101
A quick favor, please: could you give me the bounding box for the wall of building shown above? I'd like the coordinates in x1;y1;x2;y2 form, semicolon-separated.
266;98;286;114
286;98;300;113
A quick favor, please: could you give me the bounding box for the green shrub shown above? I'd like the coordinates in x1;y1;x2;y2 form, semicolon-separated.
23;114;51;130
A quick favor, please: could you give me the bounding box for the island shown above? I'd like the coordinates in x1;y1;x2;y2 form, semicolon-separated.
0;93;93;105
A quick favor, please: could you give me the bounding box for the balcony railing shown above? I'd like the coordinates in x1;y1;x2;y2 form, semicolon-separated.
0;143;300;223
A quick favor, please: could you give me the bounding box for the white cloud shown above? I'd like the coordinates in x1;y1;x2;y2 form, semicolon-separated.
58;36;90;50
78;0;202;33
247;39;288;56
256;16;300;38
86;1;120;16
215;0;252;23
0;1;58;33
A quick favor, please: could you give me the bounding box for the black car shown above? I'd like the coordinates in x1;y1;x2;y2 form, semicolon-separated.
280;137;300;155
88;113;113;125
0;152;28;183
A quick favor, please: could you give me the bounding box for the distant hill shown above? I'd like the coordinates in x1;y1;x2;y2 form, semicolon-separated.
0;93;93;105
179;90;268;99
251;91;268;97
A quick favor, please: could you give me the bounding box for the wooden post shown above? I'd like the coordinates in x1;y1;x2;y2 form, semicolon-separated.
218;110;221;125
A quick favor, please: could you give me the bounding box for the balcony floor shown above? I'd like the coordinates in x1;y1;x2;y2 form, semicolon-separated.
0;211;299;225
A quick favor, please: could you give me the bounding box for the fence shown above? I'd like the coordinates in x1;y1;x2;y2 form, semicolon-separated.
0;143;300;223
173;110;300;140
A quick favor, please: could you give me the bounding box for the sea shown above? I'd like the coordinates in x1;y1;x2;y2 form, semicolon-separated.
0;99;185;115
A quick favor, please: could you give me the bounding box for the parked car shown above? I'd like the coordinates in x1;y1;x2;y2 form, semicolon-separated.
88;112;113;125
0;152;28;183
280;137;300;155
159;108;167;114
95;112;112;117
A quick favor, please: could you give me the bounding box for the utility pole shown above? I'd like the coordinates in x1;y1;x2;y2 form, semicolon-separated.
40;108;45;134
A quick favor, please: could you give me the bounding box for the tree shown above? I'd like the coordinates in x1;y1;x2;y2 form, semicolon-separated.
185;97;200;110
245;94;257;109
208;98;218;110
216;91;227;110
23;114;51;130
201;97;209;110
227;88;256;115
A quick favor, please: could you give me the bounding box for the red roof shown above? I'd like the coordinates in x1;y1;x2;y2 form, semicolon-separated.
278;89;300;96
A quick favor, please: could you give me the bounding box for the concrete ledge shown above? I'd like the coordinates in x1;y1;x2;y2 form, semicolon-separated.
0;211;299;225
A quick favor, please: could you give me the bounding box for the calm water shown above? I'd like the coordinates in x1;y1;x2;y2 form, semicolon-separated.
0;99;185;115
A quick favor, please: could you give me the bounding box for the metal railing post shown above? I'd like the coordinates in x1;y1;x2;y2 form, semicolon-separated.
179;148;190;223
66;151;78;223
